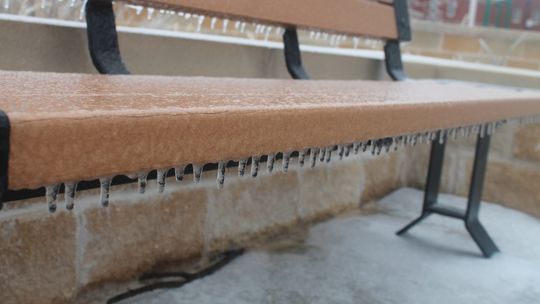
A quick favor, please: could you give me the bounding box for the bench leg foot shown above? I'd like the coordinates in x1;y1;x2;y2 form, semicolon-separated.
466;219;499;258
396;213;430;235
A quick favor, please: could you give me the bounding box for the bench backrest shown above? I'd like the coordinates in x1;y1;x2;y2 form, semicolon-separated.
88;0;410;78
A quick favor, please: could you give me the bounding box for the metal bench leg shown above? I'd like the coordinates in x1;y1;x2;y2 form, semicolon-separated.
465;134;499;257
397;131;445;235
397;131;499;258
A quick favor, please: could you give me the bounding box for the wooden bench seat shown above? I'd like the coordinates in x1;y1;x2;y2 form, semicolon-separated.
2;71;539;190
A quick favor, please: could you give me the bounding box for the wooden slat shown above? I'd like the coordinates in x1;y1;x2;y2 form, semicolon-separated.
1;71;540;190
125;0;398;38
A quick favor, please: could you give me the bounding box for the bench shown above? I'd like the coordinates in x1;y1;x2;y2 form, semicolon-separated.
1;0;539;258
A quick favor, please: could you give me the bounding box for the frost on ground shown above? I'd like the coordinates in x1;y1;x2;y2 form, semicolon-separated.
127;188;540;304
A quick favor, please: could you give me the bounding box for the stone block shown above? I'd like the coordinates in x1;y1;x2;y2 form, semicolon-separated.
80;182;208;285
513;123;540;162
205;167;301;251
297;157;365;221
482;158;540;218
441;34;481;53
0;211;77;304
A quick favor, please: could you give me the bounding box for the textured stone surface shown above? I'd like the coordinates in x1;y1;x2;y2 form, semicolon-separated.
205;168;301;251
482;158;540;219
80;182;208;285
361;152;406;203
513;123;540;162
297;157;365;221
0;211;77;304
405;144;465;195
441;34;481;53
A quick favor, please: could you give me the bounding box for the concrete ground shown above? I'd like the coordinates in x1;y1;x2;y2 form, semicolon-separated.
126;188;540;304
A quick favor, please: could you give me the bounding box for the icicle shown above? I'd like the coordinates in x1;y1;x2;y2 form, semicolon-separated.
222;18;229;33
282;152;290;173
385;139;392;153
353;142;361;154
363;141;370;152
193;164;203;183
344;144;351;157
376;141;384;155
325;147;332;162
319;147;326;162
298;149;307;167
196;15;205;32
137;172;148;194
479;124;486;138
264;26;272;42
310;148;319;168
210;17;217;29
46;184;61;213
238;159;247;176
157;168;168;193
439;130;446;144
147;7;154;20
79;0;88;19
251;156;260;177
337;145;345;160
267;153;275;173
412;134;418;146
99;178;112;207
217;161;226;189
64;182;77;211
353;37;360;48
174;166;185;182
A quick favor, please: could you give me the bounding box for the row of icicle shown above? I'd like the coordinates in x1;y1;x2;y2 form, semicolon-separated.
1;0;385;49
42;116;540;213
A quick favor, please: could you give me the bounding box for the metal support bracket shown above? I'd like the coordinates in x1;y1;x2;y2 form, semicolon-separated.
85;0;130;74
283;28;309;80
393;0;412;41
384;0;411;81
397;131;499;258
0;110;10;210
384;40;406;81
